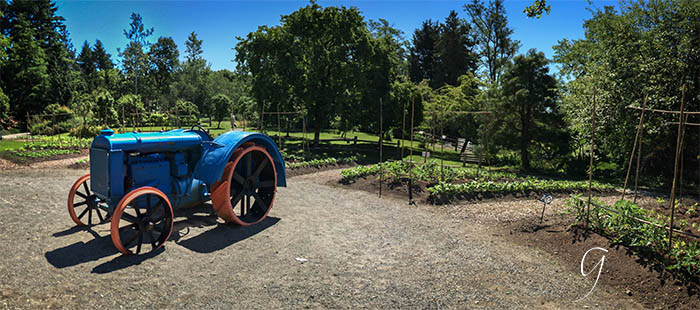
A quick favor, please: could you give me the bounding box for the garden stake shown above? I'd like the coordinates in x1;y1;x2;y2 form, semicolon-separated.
401;100;406;160
408;177;415;206
538;194;553;224
633;94;647;203
668;84;686;252
679;114;688;206
586;88;597;229
440;118;444;174
410;96;415;163
379;97;383;198
622;93;646;201
277;103;282;148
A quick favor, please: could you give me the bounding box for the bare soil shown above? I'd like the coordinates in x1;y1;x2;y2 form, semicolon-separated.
0;166;692;309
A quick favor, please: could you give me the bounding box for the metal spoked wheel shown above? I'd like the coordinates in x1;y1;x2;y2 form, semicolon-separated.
211;145;277;226
110;187;174;255
67;174;110;226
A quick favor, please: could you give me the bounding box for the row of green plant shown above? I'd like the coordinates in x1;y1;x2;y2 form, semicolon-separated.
340;160;519;184
9;149;81;159
565;196;700;282
1;135;90;160
428;179;614;203
287;155;361;169
18;135;92;151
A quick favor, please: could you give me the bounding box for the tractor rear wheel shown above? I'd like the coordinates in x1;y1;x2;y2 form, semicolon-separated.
110;187;174;255
211;145;277;226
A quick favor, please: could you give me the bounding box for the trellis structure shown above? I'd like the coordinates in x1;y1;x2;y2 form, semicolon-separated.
261;108;309;154
618;84;700;251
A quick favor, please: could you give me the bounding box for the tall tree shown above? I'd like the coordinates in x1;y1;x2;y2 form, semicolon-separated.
93;40;113;70
93;39;113;87
1;0;75;125
211;93;232;128
148;36;179;108
173;31;211;114
495;49;562;170
236;2;386;145
76;40;97;89
464;0;520;82
409;11;479;89
436;10;478;87
408;20;440;87
2;15;49;121
120;13;153;96
184;31;203;62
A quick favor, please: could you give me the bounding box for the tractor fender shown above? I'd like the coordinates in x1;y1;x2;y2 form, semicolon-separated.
193;131;287;187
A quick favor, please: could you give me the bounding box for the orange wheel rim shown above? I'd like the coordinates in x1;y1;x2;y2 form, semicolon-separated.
211;145;277;226
67;174;109;226
110;187;174;255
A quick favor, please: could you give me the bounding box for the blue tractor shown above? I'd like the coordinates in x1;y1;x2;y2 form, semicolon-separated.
67;128;286;255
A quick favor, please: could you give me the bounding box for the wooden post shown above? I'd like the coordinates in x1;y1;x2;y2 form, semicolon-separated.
586;88;597;229
679;114;689;205
440;115;444;173
633;100;648;204
431;109;436;154
379;97;383;198
668;84;686;252
259;104;264;132
484;115;491;172
622;93;647;201
401;100;406;160
409;96;415;163
302;112;307;155
277;104;282;148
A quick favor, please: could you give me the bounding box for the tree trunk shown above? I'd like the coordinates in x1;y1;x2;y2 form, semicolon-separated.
520;106;530;170
313;109;321;146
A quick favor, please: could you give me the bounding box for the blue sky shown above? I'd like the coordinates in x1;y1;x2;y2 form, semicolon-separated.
55;0;617;72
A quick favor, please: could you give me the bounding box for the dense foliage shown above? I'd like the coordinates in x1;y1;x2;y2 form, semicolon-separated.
554;0;700;181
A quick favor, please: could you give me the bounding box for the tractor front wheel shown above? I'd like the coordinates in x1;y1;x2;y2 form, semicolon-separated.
110;187;174;255
67;174;109;226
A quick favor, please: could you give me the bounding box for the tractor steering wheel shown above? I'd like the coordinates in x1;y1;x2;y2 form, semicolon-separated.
190;125;213;140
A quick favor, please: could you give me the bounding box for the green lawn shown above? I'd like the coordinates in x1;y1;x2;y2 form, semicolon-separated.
0;139;26;151
32;118;472;166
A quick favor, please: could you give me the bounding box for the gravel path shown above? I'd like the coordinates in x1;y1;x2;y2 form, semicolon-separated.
0;168;643;309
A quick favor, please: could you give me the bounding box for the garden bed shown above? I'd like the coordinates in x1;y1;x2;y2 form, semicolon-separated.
339;161;616;204
0;136;91;165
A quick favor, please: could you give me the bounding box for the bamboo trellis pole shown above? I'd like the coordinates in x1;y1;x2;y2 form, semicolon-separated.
668;84;687;252
586;88;597;229
622;93;647;201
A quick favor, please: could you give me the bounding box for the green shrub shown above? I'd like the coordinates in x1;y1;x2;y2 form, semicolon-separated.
69;124;101;138
149;113;169;126
29;105;76;135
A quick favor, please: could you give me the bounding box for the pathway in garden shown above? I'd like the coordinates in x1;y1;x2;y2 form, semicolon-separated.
0;167;644;309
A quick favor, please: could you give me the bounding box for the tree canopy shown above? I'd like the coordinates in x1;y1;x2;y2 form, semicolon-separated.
235;1;396;145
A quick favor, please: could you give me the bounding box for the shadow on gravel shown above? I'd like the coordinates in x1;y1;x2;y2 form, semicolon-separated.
45;204;280;271
175;216;280;253
91;248;164;274
45;228;119;269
